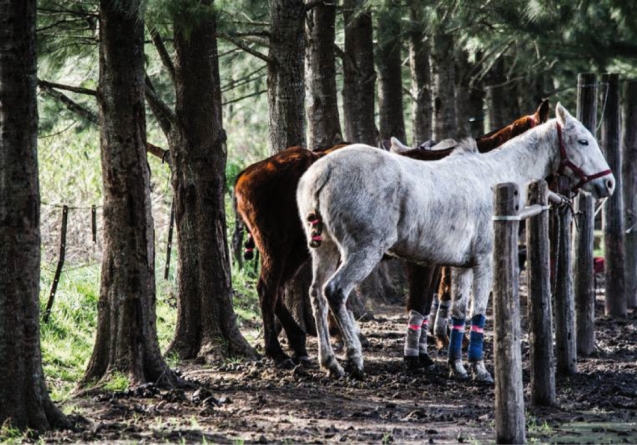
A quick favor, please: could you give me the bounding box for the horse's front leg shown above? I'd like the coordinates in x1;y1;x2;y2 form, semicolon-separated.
448;267;472;380
469;259;494;384
309;242;342;377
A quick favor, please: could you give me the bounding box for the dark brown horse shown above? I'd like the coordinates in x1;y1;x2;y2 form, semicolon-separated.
235;100;550;369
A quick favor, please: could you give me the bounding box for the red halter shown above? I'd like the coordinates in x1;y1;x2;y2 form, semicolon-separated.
556;123;612;191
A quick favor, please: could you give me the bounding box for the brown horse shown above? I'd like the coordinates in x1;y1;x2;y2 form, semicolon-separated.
235;100;550;369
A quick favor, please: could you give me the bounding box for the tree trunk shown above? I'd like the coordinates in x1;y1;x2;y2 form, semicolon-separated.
342;0;378;145
376;0;405;142
454;49;472;139
485;57;517;132
407;1;432;146
0;0;68;432
267;0;306;153
82;0;179;388
168;2;257;362
430;29;455;141
305;1;342;151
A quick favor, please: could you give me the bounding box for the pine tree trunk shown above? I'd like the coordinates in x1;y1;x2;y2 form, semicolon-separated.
342;0;378;145
268;0;306;153
306;1;342;151
377;0;405;142
455;49;472;139
408;1;432;146
168;3;257;362
0;0;68;431
82;0;179;388
431;30;456;141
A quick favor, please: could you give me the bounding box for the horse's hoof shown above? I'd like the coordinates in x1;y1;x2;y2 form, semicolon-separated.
470;360;494;385
448;359;470;380
403;355;422;371
349;367;365;380
419;353;436;370
327;365;345;379
276;358;296;370
293;355;312;367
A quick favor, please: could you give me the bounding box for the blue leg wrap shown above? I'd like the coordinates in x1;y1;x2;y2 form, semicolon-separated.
448;317;465;361
468;314;486;362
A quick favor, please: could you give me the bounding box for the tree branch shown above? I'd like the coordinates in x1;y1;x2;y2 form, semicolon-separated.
38;81;98;124
38;80;170;163
144;75;175;136
222;90;267;106
38;79;97;96
148;26;176;83
218;33;272;64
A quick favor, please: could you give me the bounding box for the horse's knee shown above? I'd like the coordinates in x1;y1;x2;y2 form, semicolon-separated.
324;281;345;307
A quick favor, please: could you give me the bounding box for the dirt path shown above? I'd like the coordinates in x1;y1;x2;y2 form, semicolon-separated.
49;297;637;444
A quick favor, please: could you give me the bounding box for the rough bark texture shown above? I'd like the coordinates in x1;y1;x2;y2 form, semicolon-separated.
82;0;178;388
376;0;405;142
408;2;432;146
623;80;637;308
305;1;342;151
168;3;257;361
430;30;455;141
454;49;472;139
342;0;378;146
485;58;516;132
0;0;68;432
267;0;306;153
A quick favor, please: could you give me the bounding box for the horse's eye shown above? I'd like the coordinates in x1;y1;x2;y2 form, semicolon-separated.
578;139;589;146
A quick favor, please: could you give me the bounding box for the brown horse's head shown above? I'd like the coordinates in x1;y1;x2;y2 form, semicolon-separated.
476;99;550;152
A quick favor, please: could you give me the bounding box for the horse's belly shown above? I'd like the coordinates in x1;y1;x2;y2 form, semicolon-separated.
388;230;475;267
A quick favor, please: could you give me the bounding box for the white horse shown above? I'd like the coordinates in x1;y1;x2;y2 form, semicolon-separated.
296;104;614;380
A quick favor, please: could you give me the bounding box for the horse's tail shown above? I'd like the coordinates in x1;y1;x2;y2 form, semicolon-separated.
302;166;332;249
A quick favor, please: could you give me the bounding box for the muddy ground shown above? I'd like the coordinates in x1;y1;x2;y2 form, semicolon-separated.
48;280;637;444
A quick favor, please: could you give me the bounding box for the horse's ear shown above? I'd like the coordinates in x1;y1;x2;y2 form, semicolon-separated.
536;99;550;123
556;102;574;127
389;137;410;153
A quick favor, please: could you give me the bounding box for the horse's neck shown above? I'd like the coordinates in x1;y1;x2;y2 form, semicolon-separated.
487;121;559;186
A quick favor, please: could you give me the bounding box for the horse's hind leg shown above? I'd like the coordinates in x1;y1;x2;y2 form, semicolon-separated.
257;272;294;368
274;297;309;364
309;242;342;377
404;264;436;370
434;267;452;349
324;247;385;379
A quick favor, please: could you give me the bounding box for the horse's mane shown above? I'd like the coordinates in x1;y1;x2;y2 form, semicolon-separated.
449;138;479;157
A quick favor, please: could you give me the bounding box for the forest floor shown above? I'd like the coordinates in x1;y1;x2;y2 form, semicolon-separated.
46;281;637;444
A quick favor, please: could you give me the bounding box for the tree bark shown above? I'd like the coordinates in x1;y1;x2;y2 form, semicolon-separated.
0;0;68;432
305;1;342;151
267;0;306;153
82;0;179;388
407;1;432;146
376;0;405;142
342;0;378;145
430;29;455;141
167;2;257;361
454;49;472;139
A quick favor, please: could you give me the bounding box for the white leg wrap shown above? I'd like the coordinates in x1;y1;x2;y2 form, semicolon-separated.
404;310;424;357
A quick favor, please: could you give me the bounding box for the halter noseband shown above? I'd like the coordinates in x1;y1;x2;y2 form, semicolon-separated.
556;123;612;191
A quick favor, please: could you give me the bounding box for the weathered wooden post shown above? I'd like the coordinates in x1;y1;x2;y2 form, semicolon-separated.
574;73;597;355
493;182;526;445
554;175;577;375
601;73;627;317
526;180;555;406
622;80;637;309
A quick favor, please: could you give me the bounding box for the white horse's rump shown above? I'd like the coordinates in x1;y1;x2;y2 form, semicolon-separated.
297;104;614;380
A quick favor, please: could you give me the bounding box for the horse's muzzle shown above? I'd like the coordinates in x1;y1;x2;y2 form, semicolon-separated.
589;174;615;198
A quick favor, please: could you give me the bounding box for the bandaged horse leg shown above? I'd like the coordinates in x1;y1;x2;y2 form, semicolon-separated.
428;296;439;334
418;317;435;368
448;267;471;380
434;267;452;348
404;310;424;370
468;260;494;384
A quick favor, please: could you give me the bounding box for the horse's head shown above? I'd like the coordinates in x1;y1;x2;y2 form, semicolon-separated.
555;103;615;199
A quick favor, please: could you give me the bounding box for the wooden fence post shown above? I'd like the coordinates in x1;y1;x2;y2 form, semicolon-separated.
622;80;637;308
554;176;577;375
493;182;526;445
574;73;597;355
526;180;555;406
601;73;627;317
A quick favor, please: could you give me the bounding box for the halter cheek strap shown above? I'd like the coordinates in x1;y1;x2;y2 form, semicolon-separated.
556;123;612;191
